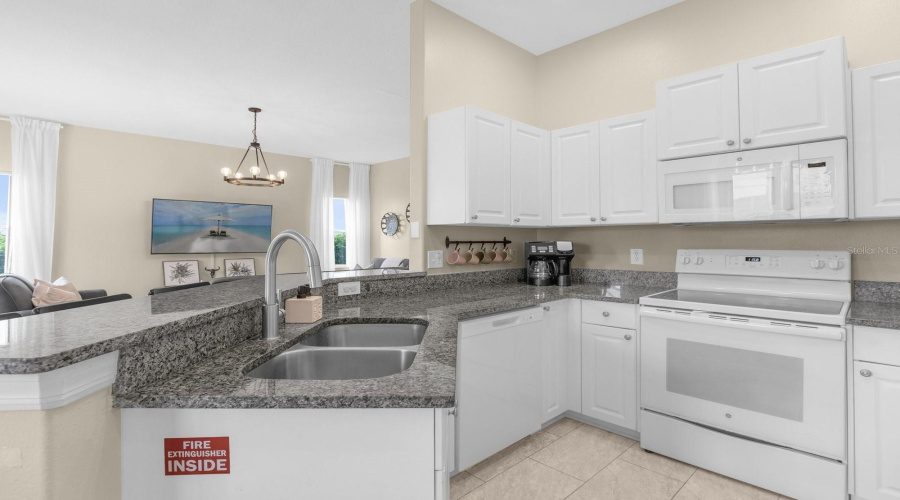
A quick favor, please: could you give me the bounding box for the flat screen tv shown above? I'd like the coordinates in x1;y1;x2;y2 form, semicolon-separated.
151;199;273;254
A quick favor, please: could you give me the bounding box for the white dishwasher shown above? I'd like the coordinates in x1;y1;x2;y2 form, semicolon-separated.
456;307;543;472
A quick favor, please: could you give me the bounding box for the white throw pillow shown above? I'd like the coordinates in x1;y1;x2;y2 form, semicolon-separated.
32;277;83;307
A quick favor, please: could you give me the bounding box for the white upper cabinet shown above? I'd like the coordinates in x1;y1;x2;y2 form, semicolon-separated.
738;37;849;149
656;63;740;160
853;60;900;219
599;111;658;224
427;106;511;226
551;122;601;226
511;121;552;226
466;108;512;225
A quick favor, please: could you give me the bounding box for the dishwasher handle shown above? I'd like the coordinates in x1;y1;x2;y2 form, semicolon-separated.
458;307;543;339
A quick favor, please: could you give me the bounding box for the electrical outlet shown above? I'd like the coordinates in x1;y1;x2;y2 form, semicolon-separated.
630;249;644;265
337;281;361;296
428;250;444;269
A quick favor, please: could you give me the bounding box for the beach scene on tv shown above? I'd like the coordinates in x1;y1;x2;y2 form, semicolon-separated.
151;199;273;254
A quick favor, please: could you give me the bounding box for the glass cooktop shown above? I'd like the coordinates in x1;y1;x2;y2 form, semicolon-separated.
647;289;846;316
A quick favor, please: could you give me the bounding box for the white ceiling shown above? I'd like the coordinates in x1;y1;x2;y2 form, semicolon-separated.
0;1;411;164
431;0;683;55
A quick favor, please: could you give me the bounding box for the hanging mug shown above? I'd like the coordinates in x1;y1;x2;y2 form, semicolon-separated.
447;245;464;265
502;245;514;262
466;244;480;265
484;244;498;264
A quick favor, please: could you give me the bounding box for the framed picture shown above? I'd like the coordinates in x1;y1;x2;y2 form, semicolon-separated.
151;198;273;254
162;260;201;286
224;258;256;277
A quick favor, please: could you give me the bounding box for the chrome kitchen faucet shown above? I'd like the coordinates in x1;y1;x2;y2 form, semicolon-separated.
262;230;323;340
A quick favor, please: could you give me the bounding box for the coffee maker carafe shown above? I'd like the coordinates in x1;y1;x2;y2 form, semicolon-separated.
525;241;574;286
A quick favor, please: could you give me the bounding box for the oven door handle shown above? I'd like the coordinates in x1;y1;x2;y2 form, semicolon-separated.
640;307;845;341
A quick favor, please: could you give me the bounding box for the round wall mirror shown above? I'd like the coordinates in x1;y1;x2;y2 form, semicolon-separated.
381;212;400;236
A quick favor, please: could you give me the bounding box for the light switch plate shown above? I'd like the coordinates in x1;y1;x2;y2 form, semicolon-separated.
427;250;444;269
630;249;644;265
411;222;420;238
337;281;361;296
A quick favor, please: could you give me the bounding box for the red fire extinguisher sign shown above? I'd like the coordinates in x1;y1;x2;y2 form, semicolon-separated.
164;437;230;475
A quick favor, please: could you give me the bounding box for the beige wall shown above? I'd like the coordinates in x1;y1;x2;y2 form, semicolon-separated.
533;0;900;281
0;121;10;171
410;0;539;273
370;157;411;261
49;125;312;297
333;163;349;199
0;388;120;500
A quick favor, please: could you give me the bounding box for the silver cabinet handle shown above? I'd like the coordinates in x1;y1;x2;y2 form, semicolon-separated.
860;369;873;377
543;306;550;311
590;217;597;222
448;407;457;416
624;334;632;340
600;216;607;222
727;140;735;146
602;311;610;317
514;218;520;223
743;138;751;144
471;215;478;220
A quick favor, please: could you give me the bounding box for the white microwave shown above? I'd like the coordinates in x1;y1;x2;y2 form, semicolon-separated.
657;139;848;224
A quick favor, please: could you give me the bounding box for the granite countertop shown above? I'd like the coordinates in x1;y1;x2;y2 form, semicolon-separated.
847;300;900;330
0;272;428;375
115;282;670;410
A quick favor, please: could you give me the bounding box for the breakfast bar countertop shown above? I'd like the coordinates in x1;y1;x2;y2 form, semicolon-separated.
114;281;670;410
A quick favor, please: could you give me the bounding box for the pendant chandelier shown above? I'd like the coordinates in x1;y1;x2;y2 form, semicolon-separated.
220;107;286;187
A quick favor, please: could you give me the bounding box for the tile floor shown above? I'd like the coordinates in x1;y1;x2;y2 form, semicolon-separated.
450;417;793;500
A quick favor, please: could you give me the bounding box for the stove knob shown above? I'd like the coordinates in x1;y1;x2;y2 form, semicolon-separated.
828;259;843;270
809;259;825;270
694;257;704;265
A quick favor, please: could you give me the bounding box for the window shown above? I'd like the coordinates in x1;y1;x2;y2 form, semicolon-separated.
333;198;347;267
0;174;9;273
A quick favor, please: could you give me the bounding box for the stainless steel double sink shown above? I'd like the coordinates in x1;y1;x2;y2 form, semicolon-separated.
247;323;426;381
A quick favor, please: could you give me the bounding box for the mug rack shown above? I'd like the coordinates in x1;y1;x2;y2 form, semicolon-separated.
445;236;512;249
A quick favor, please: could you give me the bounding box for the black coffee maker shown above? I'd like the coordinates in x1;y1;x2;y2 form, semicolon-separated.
525;241;574;286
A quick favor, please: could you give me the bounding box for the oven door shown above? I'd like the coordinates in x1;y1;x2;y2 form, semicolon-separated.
640;307;846;461
658;145;800;224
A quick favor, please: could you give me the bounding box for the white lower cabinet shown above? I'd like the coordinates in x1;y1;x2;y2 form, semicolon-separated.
542;300;568;423
853;327;900;500
581;324;637;431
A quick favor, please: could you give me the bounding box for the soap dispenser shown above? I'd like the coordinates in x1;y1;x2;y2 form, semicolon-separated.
284;285;323;324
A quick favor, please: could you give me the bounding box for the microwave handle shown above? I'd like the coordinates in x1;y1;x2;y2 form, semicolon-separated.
781;162;795;211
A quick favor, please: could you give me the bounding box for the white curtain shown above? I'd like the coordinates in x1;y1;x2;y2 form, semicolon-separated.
346;163;371;269
309;157;335;271
8;116;62;281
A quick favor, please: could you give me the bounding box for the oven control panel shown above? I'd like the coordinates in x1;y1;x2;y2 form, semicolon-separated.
676;249;850;280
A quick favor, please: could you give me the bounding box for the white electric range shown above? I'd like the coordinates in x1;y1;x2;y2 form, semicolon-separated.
639;249;850;500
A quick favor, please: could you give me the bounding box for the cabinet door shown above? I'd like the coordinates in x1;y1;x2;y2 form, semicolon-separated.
853;61;900;219
854;361;900;500
581;324;637;430
599;111;658;224
466;107;511;225
738;37;848;150
511;121;551;227
542;301;568;423
656;63;740;160
551;123;600;226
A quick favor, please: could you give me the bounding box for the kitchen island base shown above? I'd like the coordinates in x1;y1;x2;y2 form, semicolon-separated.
122;407;452;500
